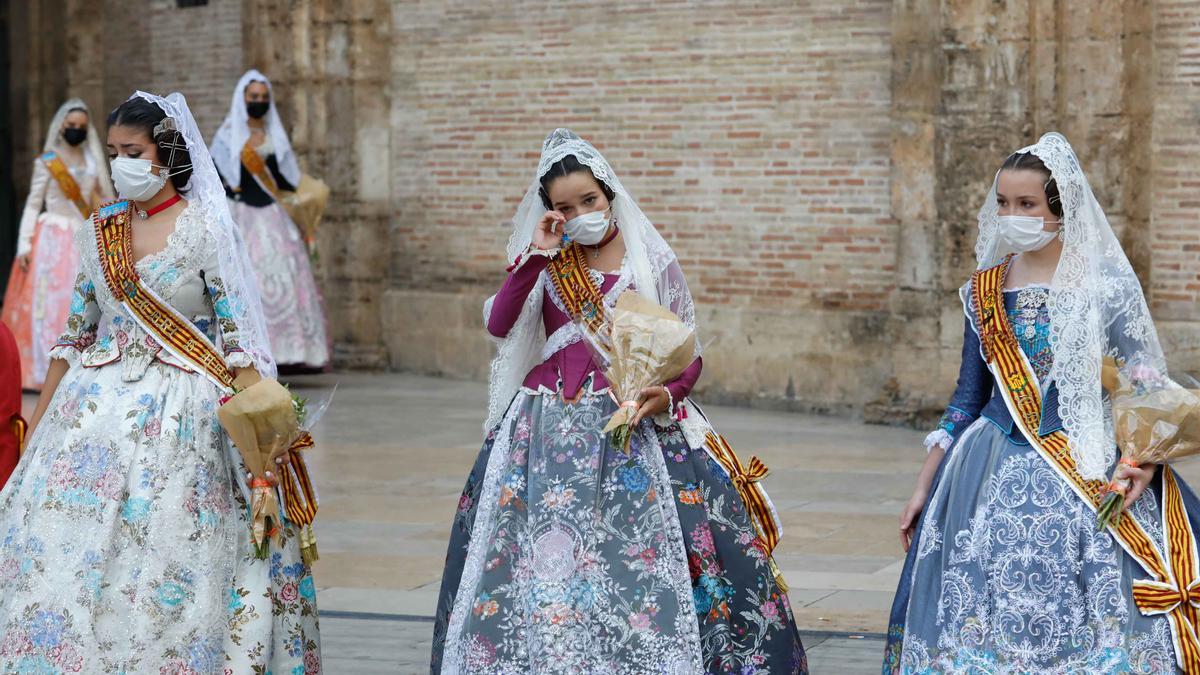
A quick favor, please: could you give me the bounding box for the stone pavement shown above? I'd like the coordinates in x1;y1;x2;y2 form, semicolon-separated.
31;371;1200;672
283;371;916;672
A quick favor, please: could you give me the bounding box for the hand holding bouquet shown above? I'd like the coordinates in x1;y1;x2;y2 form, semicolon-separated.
1095;356;1200;529
218;376;297;558
581;291;696;452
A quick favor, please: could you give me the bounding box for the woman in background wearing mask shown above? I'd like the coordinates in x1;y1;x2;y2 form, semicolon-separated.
885;133;1200;672
210;70;330;370
2;99;113;390
0;92;320;672
431;129;806;674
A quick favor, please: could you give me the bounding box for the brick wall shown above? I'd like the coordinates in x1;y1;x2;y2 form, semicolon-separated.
9;0;1200;423
387;0;900;412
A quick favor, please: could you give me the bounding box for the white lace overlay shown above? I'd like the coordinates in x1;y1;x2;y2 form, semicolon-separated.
904;445;1174;672
966;132;1167;481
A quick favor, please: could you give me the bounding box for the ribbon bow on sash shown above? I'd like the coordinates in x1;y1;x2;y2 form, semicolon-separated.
704;433;776;550
704;433;787;591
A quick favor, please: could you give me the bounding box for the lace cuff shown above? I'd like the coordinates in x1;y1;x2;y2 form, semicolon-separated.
48;342;84;368
224;349;254;370
923;429;953;454
507;245;560;272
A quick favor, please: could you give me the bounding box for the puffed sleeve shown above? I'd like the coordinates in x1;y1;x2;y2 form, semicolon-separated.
486;251;553;338
198;234;255;370
48;271;100;368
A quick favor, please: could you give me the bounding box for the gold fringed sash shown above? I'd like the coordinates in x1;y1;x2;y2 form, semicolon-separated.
548;242;607;336
704;432;788;591
973;258;1200;671
42;152;91;218
94;200;321;562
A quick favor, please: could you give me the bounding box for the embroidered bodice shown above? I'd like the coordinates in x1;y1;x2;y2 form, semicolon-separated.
1007;285;1052;381
486;251;703;405
50;201;253;382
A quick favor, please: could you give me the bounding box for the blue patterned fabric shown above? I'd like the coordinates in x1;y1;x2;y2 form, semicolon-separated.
884;280;1200;672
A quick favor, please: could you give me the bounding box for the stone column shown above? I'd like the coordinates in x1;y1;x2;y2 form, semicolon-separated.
242;0;392;368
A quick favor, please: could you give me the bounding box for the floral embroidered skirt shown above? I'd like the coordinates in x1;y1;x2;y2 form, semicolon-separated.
231;201;329;369
432;389;806;674
0;362;320;673
882;419;1200;674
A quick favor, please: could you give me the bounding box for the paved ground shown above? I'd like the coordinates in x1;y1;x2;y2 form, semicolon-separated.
283;371;917;673
30;371;1200;672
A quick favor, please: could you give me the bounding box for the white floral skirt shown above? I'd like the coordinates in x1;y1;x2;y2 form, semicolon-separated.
0;362;321;674
232;201;330;368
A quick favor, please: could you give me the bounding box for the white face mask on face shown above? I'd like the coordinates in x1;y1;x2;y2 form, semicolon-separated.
110;157;168;202
562;209;611;246
999;215;1061;253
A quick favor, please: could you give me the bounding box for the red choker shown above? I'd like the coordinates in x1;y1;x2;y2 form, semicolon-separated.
137;193;182;219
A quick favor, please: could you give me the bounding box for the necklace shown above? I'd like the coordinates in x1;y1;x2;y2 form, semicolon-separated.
588;226;620;259
137;193;182;220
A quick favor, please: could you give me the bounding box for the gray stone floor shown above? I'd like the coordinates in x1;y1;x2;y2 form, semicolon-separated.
36;369;1200;672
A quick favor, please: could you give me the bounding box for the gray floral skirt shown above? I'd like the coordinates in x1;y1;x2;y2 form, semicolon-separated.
431;389;805;674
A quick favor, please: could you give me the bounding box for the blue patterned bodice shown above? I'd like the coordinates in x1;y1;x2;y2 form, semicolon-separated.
1006;285;1052;381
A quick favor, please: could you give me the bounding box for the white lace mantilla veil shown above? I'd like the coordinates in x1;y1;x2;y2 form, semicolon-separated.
481;128;700;431
44;97;111;189
966;131;1168;480
132;90;278;379
209;69;302;188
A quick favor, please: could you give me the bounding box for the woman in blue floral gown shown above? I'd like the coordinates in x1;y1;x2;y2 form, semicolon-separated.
885;133;1200;673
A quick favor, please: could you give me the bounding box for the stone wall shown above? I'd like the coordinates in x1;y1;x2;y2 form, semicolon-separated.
7;0;1200;427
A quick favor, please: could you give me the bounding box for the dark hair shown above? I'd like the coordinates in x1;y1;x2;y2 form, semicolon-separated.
107;98;193;190
999;151;1062;218
538;154;615;210
66;106;88;118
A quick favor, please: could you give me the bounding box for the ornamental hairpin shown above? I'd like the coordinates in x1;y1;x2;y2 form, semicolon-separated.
152;116;178;139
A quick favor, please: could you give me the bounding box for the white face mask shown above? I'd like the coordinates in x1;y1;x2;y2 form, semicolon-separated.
562;209;611;246
110;157;168;202
998;215;1061;253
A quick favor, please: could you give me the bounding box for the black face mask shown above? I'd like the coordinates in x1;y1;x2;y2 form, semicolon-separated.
63;127;88;146
246;101;270;119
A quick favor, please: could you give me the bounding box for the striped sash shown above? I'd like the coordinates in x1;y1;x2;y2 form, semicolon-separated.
93;200;320;556
547;242;607;336
42;151;91;218
973;258;1200;671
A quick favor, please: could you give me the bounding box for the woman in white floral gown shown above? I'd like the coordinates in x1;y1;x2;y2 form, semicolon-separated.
0;92;320;674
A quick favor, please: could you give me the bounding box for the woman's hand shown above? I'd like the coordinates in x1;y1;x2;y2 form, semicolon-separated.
899;486;928;552
631;386;671;426
900;444;945;552
532;210;565;251
1115;461;1157;510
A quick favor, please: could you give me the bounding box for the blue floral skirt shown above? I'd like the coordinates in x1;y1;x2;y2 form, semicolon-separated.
883;419;1200;674
432;389;805;674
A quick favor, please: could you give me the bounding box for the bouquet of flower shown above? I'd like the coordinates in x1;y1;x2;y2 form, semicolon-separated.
219;380;336;559
581;291;696;453
1095;356;1200;529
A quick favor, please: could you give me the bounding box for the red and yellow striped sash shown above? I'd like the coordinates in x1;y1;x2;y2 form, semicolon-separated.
42;152;91;218
973;258;1200;671
93;201;321;539
547;242;607;336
